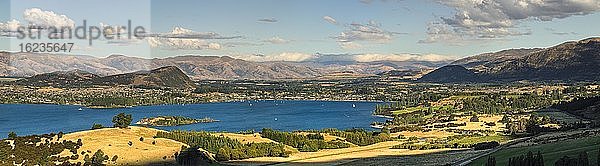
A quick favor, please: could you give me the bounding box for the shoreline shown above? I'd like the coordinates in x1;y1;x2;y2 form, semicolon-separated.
0;99;388;109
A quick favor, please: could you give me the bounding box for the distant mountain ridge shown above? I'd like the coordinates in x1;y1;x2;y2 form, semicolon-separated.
1;53;322;80
421;37;600;83
0;52;447;80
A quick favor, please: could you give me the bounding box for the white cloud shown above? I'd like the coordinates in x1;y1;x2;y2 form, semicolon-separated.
148;27;241;50
412;54;458;61
360;0;374;4
353;53;457;62
0;19;23;37
23;8;75;28
264;36;290;44
339;42;362;49
152;27;241;39
257;18;278;23
334;21;398;49
323;16;338;24
336;22;394;43
233;52;315;62
425;0;600;43
0;19;21;31
148;37;222;50
231;52;456;62
420;22;468;44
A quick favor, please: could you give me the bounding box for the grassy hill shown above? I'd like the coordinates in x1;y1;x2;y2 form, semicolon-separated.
470;133;600;166
62;127;186;165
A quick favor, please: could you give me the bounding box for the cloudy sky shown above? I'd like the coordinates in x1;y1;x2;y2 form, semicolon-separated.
1;0;599;62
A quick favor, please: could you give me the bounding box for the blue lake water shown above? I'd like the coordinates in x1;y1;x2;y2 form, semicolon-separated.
0;100;388;138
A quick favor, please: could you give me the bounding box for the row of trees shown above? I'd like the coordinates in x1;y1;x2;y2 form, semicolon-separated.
391;142;451;150
260;128;350;152
554;151;593;166
504;114;554;135
155;130;289;161
552;96;600;113
323;128;391;146
507;151;545;166
375;92;558;117
392;140;499;150
461;94;554;114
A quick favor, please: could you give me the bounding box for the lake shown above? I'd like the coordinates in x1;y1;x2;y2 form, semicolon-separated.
0;100;388;138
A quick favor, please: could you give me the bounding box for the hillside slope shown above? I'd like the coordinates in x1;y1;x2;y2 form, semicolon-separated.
16;66;196;89
421;37;600;83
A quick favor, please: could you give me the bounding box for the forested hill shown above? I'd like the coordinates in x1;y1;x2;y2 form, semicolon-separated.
14;66;196;89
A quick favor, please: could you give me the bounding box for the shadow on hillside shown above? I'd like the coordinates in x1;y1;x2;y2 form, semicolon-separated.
222;150;475;166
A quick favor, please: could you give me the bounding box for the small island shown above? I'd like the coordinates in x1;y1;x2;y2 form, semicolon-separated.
135;116;219;126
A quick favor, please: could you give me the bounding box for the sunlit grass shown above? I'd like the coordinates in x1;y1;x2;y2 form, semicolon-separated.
470;135;600;166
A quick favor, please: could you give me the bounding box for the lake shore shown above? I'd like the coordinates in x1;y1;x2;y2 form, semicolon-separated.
1;99;387;109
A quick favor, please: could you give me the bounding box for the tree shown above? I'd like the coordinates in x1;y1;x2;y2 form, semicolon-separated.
537;151;544;166
579;151;589;166
470;114;480;122
486;156;496;166
90;149;109;166
556;156;575;166
508;151;544;166
526;114;542;134
501;115;511;124
300;141;319;152
448;114;456;121
112;113;132;128
91;123;104;130
381;127;390;134
7;131;16;139
215;147;231;161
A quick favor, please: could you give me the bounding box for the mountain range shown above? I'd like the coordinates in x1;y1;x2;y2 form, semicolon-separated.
420;37;600;83
0;52;446;80
3;37;598;82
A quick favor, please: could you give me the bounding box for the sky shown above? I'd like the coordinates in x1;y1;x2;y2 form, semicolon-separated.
1;0;599;62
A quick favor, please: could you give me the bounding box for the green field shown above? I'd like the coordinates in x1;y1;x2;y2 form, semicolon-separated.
470;135;600;166
449;135;512;146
